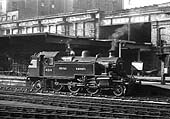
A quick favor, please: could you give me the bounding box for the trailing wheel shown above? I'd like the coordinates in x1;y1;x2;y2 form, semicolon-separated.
52;80;63;92
113;84;126;96
68;82;80;93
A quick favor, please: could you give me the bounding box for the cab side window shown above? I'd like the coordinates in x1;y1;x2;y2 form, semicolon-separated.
48;58;54;66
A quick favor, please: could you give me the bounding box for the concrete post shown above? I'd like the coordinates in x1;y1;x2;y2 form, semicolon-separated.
161;60;165;85
157;27;166;85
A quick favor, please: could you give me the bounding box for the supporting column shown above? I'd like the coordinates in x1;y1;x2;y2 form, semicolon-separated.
137;49;141;76
157;25;166;85
137;49;140;61
161;60;165;85
118;42;121;58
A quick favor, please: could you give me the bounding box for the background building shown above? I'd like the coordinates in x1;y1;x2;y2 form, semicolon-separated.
0;0;74;20
73;0;123;12
2;1;170;75
3;0;170;21
0;0;6;14
0;0;123;21
6;0;74;19
123;0;170;9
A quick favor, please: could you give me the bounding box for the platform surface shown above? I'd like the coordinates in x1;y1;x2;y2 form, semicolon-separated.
140;81;170;90
135;76;170;90
135;76;170;82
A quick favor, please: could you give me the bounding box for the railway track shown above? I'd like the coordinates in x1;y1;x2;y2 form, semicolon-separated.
0;85;169;118
0;76;170;118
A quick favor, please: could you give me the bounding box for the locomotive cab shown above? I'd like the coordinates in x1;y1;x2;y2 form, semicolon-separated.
28;51;60;77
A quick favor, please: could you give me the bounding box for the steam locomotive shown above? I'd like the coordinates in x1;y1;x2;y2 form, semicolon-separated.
27;50;135;96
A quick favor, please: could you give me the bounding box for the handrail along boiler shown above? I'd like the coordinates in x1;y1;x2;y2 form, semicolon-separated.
27;51;134;96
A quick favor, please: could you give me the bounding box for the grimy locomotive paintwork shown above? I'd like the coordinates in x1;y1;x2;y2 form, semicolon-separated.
27;51;135;96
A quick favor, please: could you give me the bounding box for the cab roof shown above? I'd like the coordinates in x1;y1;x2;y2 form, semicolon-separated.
37;51;60;58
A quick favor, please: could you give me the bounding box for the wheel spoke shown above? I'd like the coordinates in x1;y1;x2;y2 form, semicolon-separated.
86;87;99;95
68;82;80;93
31;80;42;92
86;81;99;95
52;81;62;92
113;84;125;96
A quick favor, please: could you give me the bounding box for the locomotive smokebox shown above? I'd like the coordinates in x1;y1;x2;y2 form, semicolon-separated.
39;55;45;76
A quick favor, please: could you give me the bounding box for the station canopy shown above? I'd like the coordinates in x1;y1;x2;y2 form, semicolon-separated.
0;33;111;55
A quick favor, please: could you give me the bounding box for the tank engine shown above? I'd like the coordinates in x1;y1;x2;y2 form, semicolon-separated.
27;51;135;96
